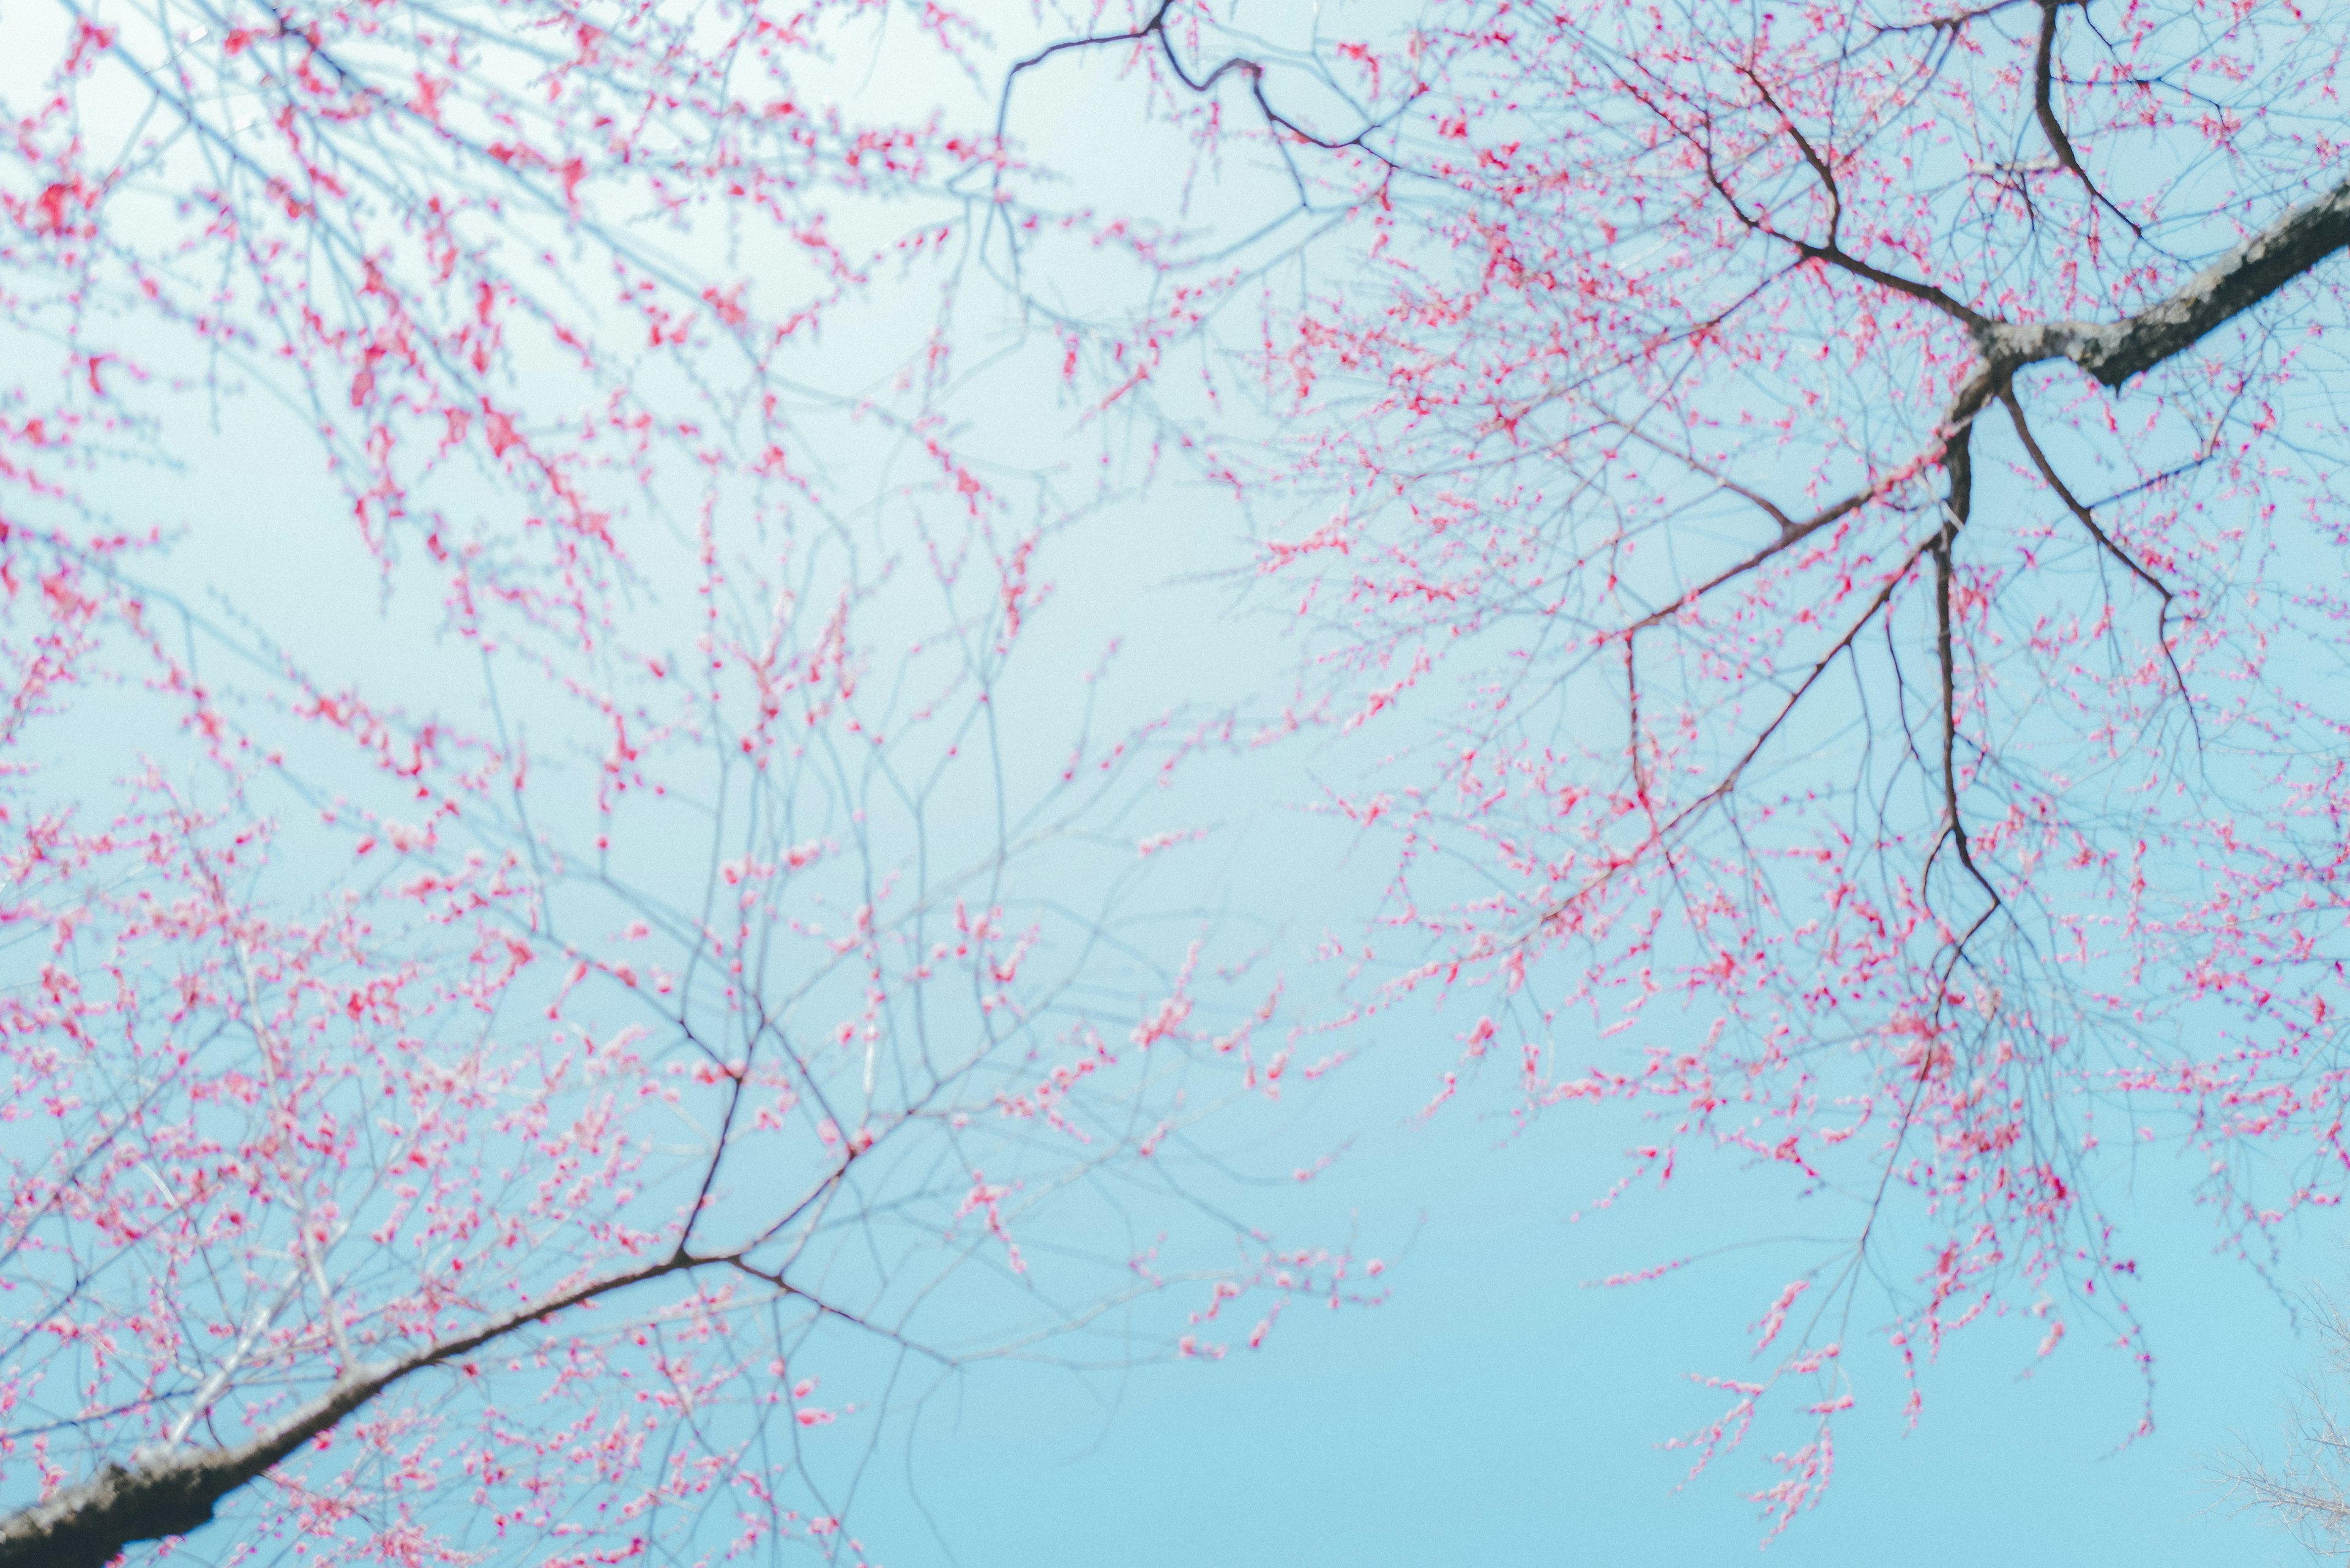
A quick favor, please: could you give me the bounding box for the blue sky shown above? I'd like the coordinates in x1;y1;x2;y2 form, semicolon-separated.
871;1105;2320;1566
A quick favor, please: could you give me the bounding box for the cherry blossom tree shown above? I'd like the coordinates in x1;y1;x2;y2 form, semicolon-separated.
999;0;2350;1528
13;0;2350;1555
0;2;1381;1564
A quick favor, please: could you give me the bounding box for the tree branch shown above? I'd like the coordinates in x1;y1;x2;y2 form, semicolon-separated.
1997;387;2204;745
0;1253;699;1567
1976;176;2350;387
1929;424;2004;922
998;1;1404;165
2031;0;2143;238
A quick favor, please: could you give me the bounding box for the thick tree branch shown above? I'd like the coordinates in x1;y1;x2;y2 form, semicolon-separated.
1977;176;2350;386
0;1374;387;1568
0;1253;701;1567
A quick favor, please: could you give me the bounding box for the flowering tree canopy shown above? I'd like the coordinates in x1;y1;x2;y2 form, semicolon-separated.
4;0;2350;1559
999;0;2350;1526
